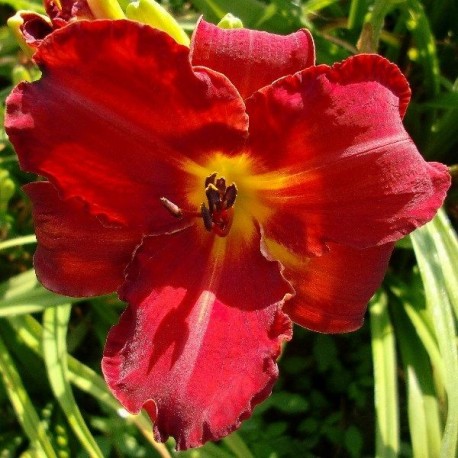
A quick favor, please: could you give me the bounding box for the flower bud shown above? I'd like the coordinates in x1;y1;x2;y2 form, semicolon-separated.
217;13;244;29
126;0;189;46
86;0;125;19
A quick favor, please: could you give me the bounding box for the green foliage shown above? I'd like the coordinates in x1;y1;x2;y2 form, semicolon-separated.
370;291;400;458
0;0;457;457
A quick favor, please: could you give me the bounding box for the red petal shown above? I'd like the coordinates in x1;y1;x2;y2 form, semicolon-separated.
191;18;315;98
279;242;394;333
102;227;292;449
247;54;450;253
25;182;142;297
6;20;248;230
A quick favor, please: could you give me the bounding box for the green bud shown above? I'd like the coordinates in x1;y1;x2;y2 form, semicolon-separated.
56;436;68;447
0;169;15;214
86;0;125;19
126;0;190;46
217;13;244;29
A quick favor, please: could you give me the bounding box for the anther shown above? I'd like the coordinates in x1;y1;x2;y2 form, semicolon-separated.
224;184;237;209
215;177;226;192
205;172;217;188
205;184;221;214
160;173;238;237
160;197;183;218
200;203;213;232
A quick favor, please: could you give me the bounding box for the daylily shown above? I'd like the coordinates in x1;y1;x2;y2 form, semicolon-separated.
5;18;450;449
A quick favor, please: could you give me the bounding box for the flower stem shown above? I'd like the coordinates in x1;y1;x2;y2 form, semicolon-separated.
357;0;400;53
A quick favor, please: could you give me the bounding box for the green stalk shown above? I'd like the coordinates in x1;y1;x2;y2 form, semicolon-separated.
357;0;401;53
222;431;254;458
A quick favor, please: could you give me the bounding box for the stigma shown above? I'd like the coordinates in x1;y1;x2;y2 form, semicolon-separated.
160;172;237;237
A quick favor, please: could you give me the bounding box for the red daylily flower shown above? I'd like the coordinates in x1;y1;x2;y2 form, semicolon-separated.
5;19;450;449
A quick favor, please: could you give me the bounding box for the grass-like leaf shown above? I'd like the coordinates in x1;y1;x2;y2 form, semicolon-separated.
411;209;458;458
358;0;400;53
405;0;441;97
370;290;400;458
0;269;80;316
222;431;254;458
0;333;57;458
347;0;366;30
42;304;104;458
391;302;442;457
425;106;458;161
0;0;44;13
7;312;172;458
389;278;446;390
0;234;36;251
190;0;264;25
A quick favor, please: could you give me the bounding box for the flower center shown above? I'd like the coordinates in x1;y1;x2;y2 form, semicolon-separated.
160;172;237;237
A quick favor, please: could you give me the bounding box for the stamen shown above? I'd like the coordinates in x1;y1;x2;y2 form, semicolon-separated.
205;172;217;188
224;184;237;209
160;197;201;218
215;177;226;192
200;203;213;232
160;197;182;218
160;173;238;237
205;184;221;214
202;173;238;237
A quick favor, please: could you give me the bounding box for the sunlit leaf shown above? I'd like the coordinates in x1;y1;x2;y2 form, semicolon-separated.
391;302;442;457
0;269;94;316
0;0;44;12
42;304;104;458
222;432;254;458
0;334;57;457
411;209;458;458
370;290;400;458
405;0;441;96
7;313;172;458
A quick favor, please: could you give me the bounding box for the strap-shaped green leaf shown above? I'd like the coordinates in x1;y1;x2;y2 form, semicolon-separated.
405;0;441;97
411;209;458;458
8;313;172;458
391;302;442;457
389;278;446;391
0;269;81;317
222;431;254;458
0;0;45;13
370;290;400;458
42;304;104;458
0;333;57;458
